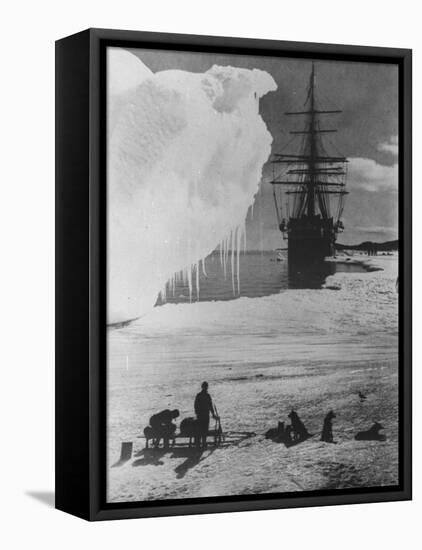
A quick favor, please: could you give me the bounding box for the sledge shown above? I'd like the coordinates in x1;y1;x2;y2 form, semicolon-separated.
144;416;225;449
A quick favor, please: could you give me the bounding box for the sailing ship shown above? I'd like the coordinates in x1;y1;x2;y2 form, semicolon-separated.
271;62;348;264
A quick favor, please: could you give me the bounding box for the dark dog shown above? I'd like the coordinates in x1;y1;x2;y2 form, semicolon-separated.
288;410;310;441
180;417;199;447
265;422;294;446
265;422;285;442
284;425;292;444
320;410;336;443
354;422;386;441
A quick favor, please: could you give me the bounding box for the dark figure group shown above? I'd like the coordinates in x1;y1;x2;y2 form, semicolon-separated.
144;382;220;450
265;409;312;447
264;422;291;445
143;387;386;453
266;407;386;447
144;409;180;448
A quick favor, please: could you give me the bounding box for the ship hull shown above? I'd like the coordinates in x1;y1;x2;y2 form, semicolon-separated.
287;215;336;264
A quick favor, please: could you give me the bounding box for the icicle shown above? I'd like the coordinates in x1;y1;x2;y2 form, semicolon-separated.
196;261;200;301
225;235;230;279
201;257;207;277
222;237;227;279
231;229;236;295
236;225;242;294
187;266;192;303
193;241;200;302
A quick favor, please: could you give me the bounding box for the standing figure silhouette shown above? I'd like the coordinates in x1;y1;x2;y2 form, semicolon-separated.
194;382;217;449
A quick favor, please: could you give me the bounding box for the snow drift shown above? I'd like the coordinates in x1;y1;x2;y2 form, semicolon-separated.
107;48;276;323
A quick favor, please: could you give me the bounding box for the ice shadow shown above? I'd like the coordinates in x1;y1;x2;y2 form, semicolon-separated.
132;448;167;467
26;491;55;508
112;442;134;467
170;447;215;479
130;431;255;477
112;457;131;468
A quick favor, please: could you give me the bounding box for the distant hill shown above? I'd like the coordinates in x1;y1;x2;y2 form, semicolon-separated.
336;239;398;252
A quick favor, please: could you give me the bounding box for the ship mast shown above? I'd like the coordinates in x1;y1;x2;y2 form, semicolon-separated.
308;62;317;217
270;61;348;226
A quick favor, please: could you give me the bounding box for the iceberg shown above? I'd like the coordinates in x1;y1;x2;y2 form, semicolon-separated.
107;48;277;323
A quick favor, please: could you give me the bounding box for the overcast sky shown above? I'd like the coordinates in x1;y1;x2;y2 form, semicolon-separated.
130;48;398;248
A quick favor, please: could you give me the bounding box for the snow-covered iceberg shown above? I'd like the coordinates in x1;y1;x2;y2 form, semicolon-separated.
107;48;276;323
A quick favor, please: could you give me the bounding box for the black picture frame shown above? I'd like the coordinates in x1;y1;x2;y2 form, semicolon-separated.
55;28;412;521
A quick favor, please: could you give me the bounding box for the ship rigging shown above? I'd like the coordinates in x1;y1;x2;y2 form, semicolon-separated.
271;62;348;263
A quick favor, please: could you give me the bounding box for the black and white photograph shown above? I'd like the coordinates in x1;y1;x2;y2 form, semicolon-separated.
106;45;401;503
2;0;420;547
2;0;420;543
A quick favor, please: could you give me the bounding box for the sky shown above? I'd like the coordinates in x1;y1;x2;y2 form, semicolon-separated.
129;48;398;249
